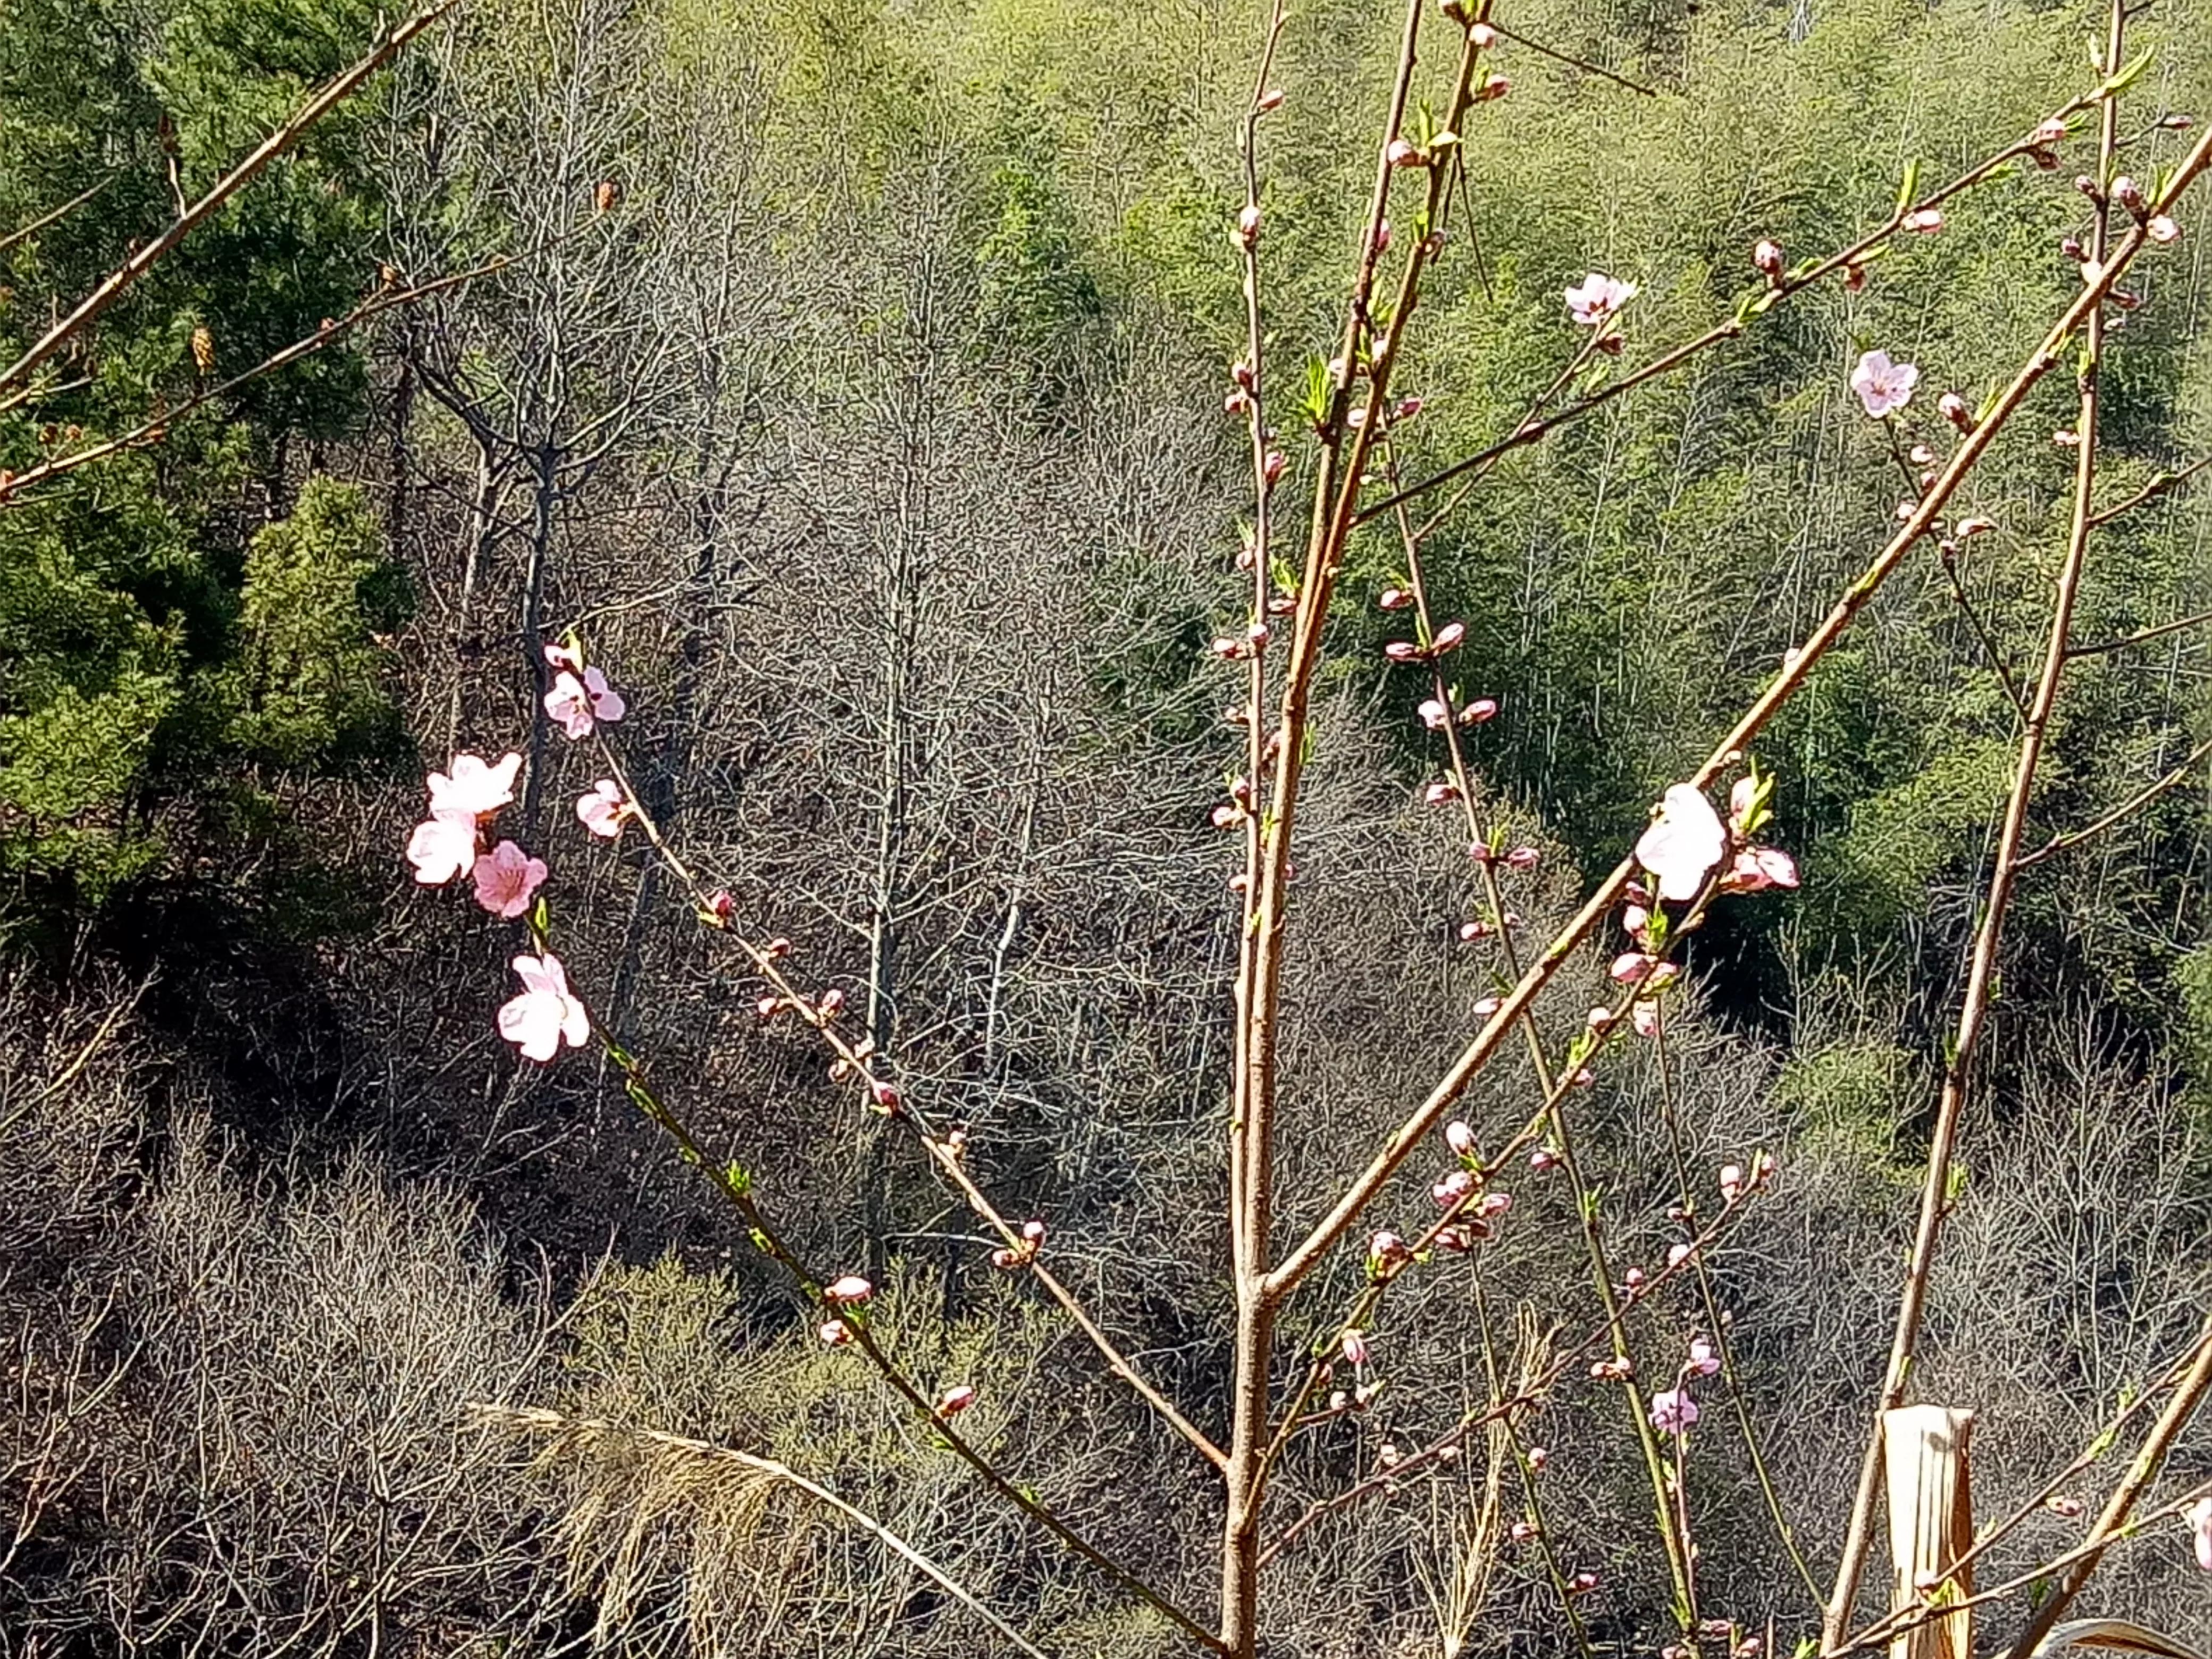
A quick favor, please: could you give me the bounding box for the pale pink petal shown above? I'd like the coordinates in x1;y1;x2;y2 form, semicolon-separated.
544;673;596;740
498;990;562;1061
1635;784;1727;902
406;816;479;885
583;667;626;724
576;780;626;839
427;752;521;820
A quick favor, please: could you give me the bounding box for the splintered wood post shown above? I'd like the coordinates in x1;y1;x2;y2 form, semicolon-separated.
1885;1405;1976;1659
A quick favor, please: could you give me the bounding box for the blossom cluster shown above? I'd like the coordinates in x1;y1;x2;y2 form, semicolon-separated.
398;643;638;1061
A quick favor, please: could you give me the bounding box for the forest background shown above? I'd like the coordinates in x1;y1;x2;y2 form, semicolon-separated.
2;0;2210;1651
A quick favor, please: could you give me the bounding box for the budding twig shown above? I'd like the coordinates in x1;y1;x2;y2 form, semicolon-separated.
0;0;458;393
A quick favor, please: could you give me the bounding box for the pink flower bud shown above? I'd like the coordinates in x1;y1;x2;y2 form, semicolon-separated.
1938;391;1971;429
1527;1446;1549;1471
1462;697;1497;724
1419;698;1449;730
819;987;846;1016
1470;21;1497;46
1471;995;1502;1016
1477;1191;1511;1219
1378;586;1414;610
1432;1169;1476;1207
755;995;782;1019
1475;73;1510;101
1445;1119;1476;1157
1504;846;1539;870
1430;620;1465;653
1510;1520;1539;1543
1569;1571;1599;1594
1340;1329;1370;1366
1901;208;1944;233
1236;204;1262;246
823;1275;873;1304
2111;175;2144;211
2147;215;2181;244
936;1384;978;1417
1719;1163;1746;1202
1374;219;1393;253
1425;779;1463;806
1386;138;1422;168
766;936;792;959
1256;86;1285;113
1666;1242;1694;1268
1369;1230;1411;1266
1687;1338;1721;1376
1752;239;1783;275
990;1246;1022;1270
819;1320;852;1346
1262;449;1286;485
2034;116;2067;144
1022;1218;1048;1245
707;889;736;921
1530;1147;1560;1172
869;1078;902;1111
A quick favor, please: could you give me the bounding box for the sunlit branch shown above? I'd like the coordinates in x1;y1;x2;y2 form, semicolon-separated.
1268;123;2212;1303
588;740;1230;1476
0;0;458;394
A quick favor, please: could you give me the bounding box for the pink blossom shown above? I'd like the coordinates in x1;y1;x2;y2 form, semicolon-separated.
1649;1387;1700;1434
1636;783;1728;902
2187;1496;2212;1572
1850;350;1920;418
1752;239;1784;275
1687;1338;1721;1377
1475;73;1510;102
1729;775;1757;830
576;779;627;839
1476;1191;1511;1219
543;667;626;740
2148;216;2181;245
1471;994;1502;1017
1631;1000;1663;1037
544;640;583;673
936;1384;978;1418
1719;1163;1746;1202
1431;621;1465;654
1900;208;1945;233
1378;586;1415;610
497;952;591;1062
471;840;548;918
1723;846;1800;893
1469;20;1497;46
1564;272;1639;326
1369;1230;1411;1267
406;815;479;885
1425;780;1463;806
1509;1520;1539;1543
818;1320;852;1347
1433;1169;1476;1207
1527;1446;1549;1471
1463;697;1497;724
427;751;522;820
1938;391;1971;428
1386;137;1421;169
1419;698;1449;730
823;1275;874;1305
1445;1119;1476;1157
1530;1147;1560;1172
1504;846;1539;870
1340;1329;1370;1367
1666;1242;1694;1268
1021;1218;1048;1245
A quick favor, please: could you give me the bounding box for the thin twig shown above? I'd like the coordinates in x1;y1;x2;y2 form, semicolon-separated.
2015;736;2212;868
1822;15;2129;1637
2065;606;2212;659
0;1;457;393
1491;24;1661;96
2085;453;2211;527
0;173;118;257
